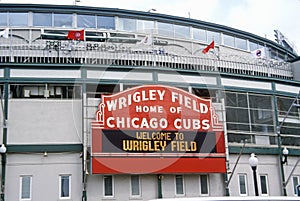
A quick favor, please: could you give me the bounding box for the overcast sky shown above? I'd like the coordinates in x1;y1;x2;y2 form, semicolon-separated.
1;0;300;54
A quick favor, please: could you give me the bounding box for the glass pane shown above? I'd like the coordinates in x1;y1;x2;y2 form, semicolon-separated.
226;108;249;123
78;14;96;28
207;30;220;44
61;175;70;197
227;123;250;132
137;19;154;33
54;13;72;27
277;96;299;117
249;41;259;51
9;13;28;26
21;176;31;199
251;109;273;123
225;92;248;107
228;133;253;143
224;34;235;47
193;28;206;41
251;124;274;133
239;174;247;195
174;24;190;39
33;13;52;27
236;37;247;50
282;136;300;146
157;22;173;37
131;175;140;196
200;175;208;194
118;18;136;31
293;176;299;194
97;16;115;29
249;94;272;109
175;175;184;195
104;175;113;196
0;13;8;26
260;175;268;194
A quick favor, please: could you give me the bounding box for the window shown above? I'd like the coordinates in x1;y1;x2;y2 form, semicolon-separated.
223;34;235;47
103;175;114;197
260;175;269;195
277;96;300;145
249;94;274;133
131;175;141;197
137;19;154;33
118;18;136;32
235;37;247;50
77;14;96;28
277;96;299;118
207;30;220;44
200;175;209;195
226;92;276;144
59;175;71;199
10;84;81;99
293;176;299;195
175;175;184;195
54;13;72;27
9;12;28;26
238;174;247;195
97;16;115;29
157;22;174;37
0;12;8;26
174;24;190;39
193;28;206;42
33;13;52;27
20;175;32;200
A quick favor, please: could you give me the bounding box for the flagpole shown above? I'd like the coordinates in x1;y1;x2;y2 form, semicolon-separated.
151;31;155;67
84;29;86;64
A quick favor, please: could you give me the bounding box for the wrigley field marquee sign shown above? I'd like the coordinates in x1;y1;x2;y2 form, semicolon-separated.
91;85;226;174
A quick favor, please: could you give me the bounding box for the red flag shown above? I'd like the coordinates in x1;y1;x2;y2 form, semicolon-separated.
66;29;85;41
202;41;214;54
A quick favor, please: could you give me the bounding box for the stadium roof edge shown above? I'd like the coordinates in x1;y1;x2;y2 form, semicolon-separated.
0;3;297;57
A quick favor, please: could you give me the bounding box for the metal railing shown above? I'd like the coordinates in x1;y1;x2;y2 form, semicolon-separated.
0;39;293;80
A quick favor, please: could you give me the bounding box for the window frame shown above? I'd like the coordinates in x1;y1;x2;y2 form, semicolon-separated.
259;174;269;196
292;176;300;195
32;12;52;27
199;174;209;196
59;174;71;199
175;175;185;196
53;13;73;28
238;174;248;196
103;175;114;198
19;175;32;201
130;175;141;197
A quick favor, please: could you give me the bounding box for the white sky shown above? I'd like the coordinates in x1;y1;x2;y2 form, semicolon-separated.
1;0;300;54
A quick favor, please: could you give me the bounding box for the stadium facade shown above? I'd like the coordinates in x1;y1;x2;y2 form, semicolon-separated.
0;3;299;201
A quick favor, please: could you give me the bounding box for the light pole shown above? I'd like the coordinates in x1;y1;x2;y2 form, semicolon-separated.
249;153;259;196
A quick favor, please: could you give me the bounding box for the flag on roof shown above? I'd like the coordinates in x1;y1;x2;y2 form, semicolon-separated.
137;35;152;45
251;48;266;58
66;29;85;41
0;28;9;39
202;41;214;54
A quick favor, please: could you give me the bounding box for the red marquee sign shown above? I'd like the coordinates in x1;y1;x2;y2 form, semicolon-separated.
91;85;225;174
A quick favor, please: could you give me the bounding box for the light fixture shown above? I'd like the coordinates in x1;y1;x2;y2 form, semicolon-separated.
0;144;6;154
148;8;157;12
74;0;80;5
249;153;259;196
43;152;48;157
282;147;289;165
292;103;300;108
